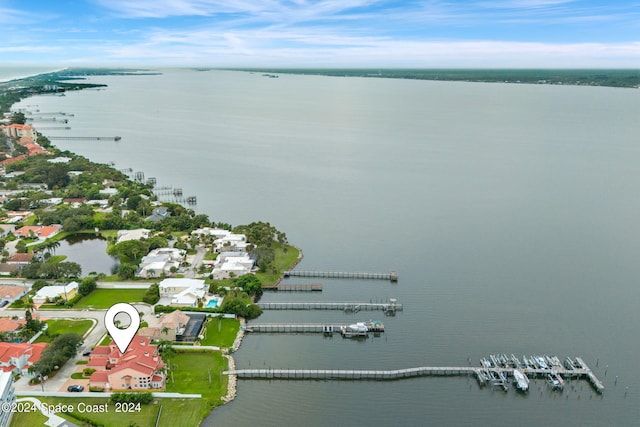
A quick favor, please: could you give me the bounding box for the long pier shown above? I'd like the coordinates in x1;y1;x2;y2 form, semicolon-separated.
257;300;402;313
245;322;384;334
283;270;398;281
48;136;121;141
262;284;323;292
224;356;604;393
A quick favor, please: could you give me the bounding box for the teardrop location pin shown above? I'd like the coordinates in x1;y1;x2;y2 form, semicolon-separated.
104;303;140;354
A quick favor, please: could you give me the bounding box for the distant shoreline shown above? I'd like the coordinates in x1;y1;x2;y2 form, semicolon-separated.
225;67;640;89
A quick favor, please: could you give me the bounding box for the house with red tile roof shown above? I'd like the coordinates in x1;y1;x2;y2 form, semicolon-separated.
13;225;61;239
0;124;36;140
0;318;25;334
6;253;34;265
0;342;47;376
88;335;165;391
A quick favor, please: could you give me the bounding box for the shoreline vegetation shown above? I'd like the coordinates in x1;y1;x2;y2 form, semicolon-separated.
0;68;301;426
226;67;640;89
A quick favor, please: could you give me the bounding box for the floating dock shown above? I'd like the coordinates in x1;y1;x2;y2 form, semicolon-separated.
225;355;604;394
283;270;398;282
257;299;402;314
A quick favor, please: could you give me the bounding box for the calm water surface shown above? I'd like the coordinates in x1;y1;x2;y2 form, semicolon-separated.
55;235;119;275
14;69;640;426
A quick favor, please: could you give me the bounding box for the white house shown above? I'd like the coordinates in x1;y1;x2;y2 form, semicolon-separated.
116;228;151;244
158;278;208;307
213;233;249;253
32;282;79;305
0;371;16;427
191;227;232;239
136;248;185;279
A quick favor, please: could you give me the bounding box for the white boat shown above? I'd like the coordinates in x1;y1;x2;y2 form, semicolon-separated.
513;369;529;392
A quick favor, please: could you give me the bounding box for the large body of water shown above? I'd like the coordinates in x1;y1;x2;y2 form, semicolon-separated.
13;69;640;426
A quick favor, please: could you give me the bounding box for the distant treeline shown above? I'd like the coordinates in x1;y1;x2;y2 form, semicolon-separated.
230;68;640;89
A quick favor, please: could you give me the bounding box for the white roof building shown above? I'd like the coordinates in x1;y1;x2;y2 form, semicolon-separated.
158;278;207;297
32;282;79;304
116;228;151;243
191;227;232;239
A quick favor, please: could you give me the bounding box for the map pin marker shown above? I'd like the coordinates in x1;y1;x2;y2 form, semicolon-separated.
105;303;140;354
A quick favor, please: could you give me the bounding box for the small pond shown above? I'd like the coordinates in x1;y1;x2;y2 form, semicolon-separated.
55;234;119;275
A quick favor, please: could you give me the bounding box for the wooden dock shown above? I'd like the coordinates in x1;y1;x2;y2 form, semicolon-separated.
245;322;385;334
224;356;604;394
48;136;121;141
283;270;398;282
262;284;323;292
257;300;402;313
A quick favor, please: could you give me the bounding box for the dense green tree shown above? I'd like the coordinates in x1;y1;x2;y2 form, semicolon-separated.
108;240;149;264
116;263;137;280
10;112;26;124
235;275;263;297
78;277;97;296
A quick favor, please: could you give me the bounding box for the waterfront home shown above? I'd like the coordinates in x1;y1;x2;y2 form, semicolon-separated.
88;336;165;391
145;206;171;223
32;281;79;305
116;228;151;244
0;124;36;139
138;310;190;341
213;233;250;253
6;253;34;266
158;278;207;297
212;253;255;280
0;371;16;427
13;224;62;240
191;227;233;239
0;342;47;376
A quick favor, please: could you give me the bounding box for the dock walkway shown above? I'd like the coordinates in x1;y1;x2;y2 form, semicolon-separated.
257;301;402;312
283;270;398;281
225;357;604;394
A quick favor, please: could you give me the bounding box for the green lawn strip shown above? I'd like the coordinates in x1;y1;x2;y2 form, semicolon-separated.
35;319;94;343
74;289;149;309
70;372;84;379
35;396;159;427
8;406;49;427
255;243;300;286
46;255;67;263
98;335;111;346
200;318;239;347
157;398;212;427
166;351;227;409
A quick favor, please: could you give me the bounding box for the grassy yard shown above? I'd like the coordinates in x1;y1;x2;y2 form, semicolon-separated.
8;404;49;427
35;396;160;427
35;319;94;343
255;243;300;286
165;351;228;412
157;399;212;427
74;289;149;309
200;318;239;348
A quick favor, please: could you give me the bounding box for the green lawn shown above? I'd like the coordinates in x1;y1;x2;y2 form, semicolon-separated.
9;403;49;427
74;289;149;309
255;243;300;286
34;396;159;427
35;319;94;343
200;318;239;348
166;351;228;410
157;399;212;427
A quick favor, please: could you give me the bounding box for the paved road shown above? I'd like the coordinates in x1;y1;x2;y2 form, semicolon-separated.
13;305;152;393
185;245;207;278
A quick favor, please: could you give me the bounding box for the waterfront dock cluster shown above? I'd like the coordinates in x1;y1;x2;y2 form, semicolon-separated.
225;354;604;394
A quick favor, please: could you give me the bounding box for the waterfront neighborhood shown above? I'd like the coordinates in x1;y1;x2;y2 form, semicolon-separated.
0;88;300;426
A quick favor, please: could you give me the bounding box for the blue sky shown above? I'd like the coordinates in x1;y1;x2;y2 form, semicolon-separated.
1;0;639;67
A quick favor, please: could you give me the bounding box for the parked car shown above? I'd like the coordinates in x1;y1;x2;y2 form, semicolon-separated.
67;385;84;392
0;300;8;308
82;351;91;357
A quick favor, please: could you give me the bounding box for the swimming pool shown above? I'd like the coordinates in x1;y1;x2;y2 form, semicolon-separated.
206;297;222;308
